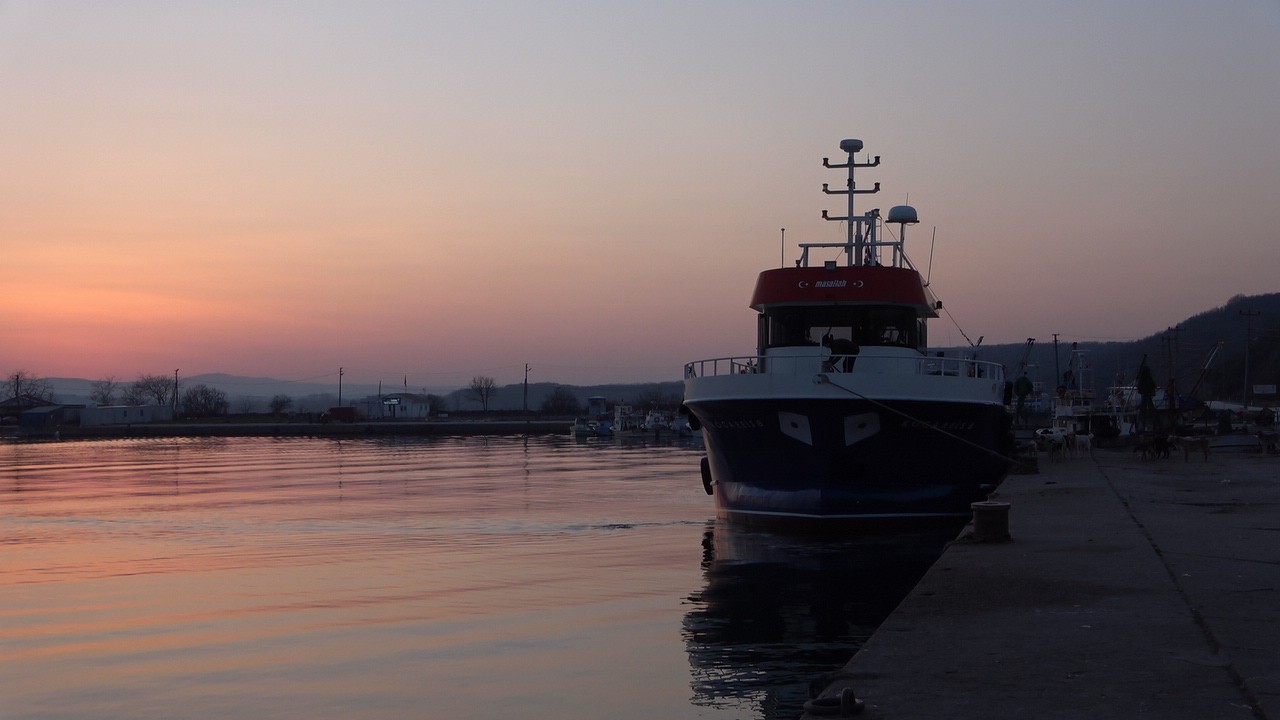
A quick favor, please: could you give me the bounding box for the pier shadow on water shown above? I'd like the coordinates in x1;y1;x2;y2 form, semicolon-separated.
683;521;957;719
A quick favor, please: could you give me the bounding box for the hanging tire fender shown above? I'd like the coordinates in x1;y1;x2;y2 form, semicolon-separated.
679;404;701;431
699;456;714;495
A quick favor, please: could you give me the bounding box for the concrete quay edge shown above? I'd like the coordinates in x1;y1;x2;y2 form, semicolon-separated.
804;447;1279;720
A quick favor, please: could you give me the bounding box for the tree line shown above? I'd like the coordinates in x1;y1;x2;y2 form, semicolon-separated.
464;374;684;416
5;370;234;419
7;368;687;421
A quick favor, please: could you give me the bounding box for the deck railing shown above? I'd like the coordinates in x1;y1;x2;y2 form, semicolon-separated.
684;353;1005;383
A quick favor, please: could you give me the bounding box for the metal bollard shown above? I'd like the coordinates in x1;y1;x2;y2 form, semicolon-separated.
970;500;1011;542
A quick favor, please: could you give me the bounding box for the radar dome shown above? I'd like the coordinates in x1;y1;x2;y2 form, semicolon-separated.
887;205;919;224
839;139;863;153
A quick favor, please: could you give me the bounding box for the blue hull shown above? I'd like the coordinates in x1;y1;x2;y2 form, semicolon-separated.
689;398;1012;524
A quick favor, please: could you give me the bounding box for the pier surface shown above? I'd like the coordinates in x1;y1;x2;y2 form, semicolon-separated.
807;447;1278;719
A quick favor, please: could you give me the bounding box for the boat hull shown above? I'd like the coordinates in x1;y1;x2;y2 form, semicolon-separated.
688;397;1012;525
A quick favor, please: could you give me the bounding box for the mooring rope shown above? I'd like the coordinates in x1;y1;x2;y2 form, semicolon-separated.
816;373;1035;472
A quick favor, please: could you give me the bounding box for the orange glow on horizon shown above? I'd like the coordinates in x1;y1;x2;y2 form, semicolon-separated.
2;4;1278;386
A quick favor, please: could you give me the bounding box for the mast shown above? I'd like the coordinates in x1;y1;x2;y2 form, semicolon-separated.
821;138;880;266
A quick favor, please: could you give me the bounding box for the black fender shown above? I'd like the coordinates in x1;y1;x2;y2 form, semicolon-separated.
699;456;714;495
679;403;701;432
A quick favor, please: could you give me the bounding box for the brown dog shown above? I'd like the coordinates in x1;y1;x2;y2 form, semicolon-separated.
1173;435;1211;461
1257;430;1279;454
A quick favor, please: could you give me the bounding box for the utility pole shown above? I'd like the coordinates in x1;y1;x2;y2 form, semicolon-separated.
1165;326;1179;380
173;369;179;413
338;367;344;406
1240;310;1261;412
1052;334;1060;387
1166;325;1181;411
523;364;530;416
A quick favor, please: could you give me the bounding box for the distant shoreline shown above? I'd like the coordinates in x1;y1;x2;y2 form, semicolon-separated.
4;419;574;441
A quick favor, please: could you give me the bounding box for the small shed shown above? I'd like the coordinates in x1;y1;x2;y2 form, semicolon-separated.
366;393;434;420
19;405;80;431
80;405;175;427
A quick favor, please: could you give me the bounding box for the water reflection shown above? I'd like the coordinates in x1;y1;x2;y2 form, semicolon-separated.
684;521;955;719
5;436;953;720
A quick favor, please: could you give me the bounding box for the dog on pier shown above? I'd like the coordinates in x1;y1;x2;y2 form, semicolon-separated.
1072;432;1093;458
1172;435;1212;462
1046;434;1068;462
1257;430;1279;454
1134;434;1171;461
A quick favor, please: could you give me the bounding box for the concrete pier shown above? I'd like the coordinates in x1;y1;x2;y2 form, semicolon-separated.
805;448;1279;719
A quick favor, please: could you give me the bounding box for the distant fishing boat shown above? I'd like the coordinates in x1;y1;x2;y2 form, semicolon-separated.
681;138;1013;525
570;417;609;438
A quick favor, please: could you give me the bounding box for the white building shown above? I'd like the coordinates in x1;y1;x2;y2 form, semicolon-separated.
356;393;435;420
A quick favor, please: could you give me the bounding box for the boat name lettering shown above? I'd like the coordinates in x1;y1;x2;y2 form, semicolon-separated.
902;420;976;431
705;419;766;430
799;280;865;289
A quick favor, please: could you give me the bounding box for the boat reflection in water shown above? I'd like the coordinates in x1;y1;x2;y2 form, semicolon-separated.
683;521;955;718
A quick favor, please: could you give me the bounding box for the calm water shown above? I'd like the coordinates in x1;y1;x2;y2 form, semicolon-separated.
1;435;949;720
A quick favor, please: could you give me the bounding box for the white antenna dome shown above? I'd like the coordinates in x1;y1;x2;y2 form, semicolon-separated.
839;138;863;153
887;205;919;224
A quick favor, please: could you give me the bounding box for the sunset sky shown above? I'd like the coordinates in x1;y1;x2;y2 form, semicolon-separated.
3;2;1278;388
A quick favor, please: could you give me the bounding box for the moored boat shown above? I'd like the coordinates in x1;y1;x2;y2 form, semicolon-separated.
681;138;1013;526
570;416;610;438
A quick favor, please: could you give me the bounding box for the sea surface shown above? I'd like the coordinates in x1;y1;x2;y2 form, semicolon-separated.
0;435;950;720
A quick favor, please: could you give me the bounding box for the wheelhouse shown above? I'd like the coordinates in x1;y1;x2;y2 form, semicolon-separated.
757;304;927;355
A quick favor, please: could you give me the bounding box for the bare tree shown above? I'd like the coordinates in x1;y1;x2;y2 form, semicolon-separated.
468;375;498;412
181;384;229;417
6;370;55;404
269;394;293;416
425;394;447;417
121;383;148;406
130;373;175;406
632;389;678;413
539;386;582;415
90;376;120;406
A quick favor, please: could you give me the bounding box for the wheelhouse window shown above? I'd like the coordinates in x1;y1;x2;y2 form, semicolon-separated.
762;305;922;351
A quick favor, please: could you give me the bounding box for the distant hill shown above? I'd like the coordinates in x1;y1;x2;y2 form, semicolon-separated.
441;381;684;413
43;374;386;413
958;292;1280;405
35;292;1280;411
43;373;684;415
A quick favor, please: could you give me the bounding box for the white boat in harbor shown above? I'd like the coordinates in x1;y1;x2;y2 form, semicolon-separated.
570;417;609;438
681;137;1013;525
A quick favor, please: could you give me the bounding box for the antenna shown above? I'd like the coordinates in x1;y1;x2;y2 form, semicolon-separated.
926;226;937;285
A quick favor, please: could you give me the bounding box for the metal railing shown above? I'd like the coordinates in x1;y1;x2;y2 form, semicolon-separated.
684;353;1005;382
